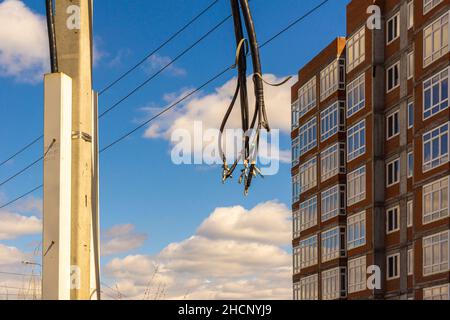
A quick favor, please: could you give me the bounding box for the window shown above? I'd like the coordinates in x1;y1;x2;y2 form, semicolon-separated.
423;284;449;300
321;267;346;300
299;157;317;194
292;138;300;167
407;200;414;227
423;13;448;67
387;158;400;187
387;13;400;44
298;77;317;118
347;211;366;250
293;174;300;203
347;74;365;117
321;185;346;222
293;210;300;239
320;101;345;141
408;101;414;128
424;0;443;14
408;51;414;79
321;227;346;262
423;176;449;224
423;67;449;119
387;253;400;280
299;117;317;156
321;143;345;182
347;166;366;206
423;230;449;276
348;256;366;293
299;235;318;269
293;245;301;274
387;206;400;234
299;196;317;232
320;59;346;101
386;110;399;139
408;1;414;29
347;27;365;73
297;274;319;300
408;152;414;178
387;62;400;92
347;120;366;161
408;249;414;276
423;122;449;172
292;100;299;129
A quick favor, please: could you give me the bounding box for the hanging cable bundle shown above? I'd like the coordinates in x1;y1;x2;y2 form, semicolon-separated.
220;0;291;195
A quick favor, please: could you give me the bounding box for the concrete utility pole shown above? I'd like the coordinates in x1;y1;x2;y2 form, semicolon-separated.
54;0;94;300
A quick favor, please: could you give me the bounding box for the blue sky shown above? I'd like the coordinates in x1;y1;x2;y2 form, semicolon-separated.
0;0;348;298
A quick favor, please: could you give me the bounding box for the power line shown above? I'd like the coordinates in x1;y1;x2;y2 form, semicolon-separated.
99;0;220;95
0;1;221;170
0;271;40;278
99;14;232;118
0;0;331;210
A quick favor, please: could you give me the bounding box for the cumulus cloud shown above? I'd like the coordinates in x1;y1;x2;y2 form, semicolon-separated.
142;75;294;164
0;211;41;240
0;244;27;266
143;54;186;77
0;0;49;82
101;224;147;256
104;201;292;300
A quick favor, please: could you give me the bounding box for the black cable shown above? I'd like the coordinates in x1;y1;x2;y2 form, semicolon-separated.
99;14;232;118
99;0;220;95
0;0;331;210
0;135;43;168
45;0;58;73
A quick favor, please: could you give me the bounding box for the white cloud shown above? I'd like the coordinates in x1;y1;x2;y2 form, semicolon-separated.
101;224;147;256
104;201;292;300
0;0;49;82
0;211;41;240
0;244;26;266
143;54;186;77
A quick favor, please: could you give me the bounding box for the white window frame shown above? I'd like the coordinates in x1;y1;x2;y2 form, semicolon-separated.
386;110;400;139
348;256;366;294
321;267;346;300
320;59;346;101
320;101;345;142
320;143;346;183
423;67;449;120
299;117;317;156
297;274;319;300
408;152;414;178
292;100;300;129
321;184;346;222
347;119;366;161
423;230;449;276
423;12;448;67
422;122;449;172
407;200;414;227
423;283;449;300
293;245;301;274
386;206;400;234
347;211;366;250
407;51;414;79
321;226;346;263
298;77;317;118
347;27;365;73
424;0;443;15
299;196;318;232
299;235;318;269
408;1;414;29
347;73;365;117
299;157;317;195
408;248;414;276
386;61;400;92
408;101;414;129
387;253;400;280
347;166;366;206
387;12;400;44
423;176;449;224
386;158;400;187
293;174;300;203
293;210;300;239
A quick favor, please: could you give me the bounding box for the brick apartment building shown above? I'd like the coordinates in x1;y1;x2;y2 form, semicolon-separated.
292;0;450;300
